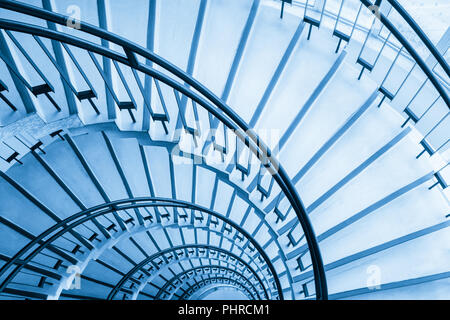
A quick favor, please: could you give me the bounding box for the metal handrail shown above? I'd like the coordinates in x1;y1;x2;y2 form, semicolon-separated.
0;197;279;300
285;0;449;108
361;0;449;107
384;0;449;78
154;265;262;300
108;244;268;300
0;0;329;299
182;277;254;300
0;17;319;298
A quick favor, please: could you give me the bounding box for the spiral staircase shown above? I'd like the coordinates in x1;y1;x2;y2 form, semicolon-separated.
0;0;448;300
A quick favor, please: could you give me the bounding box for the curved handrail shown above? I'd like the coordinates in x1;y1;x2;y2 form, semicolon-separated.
154;265;262;300
288;0;449;108
0;197;278;300
107;244;267;300
384;0;449;78
359;0;449;108
128;255;263;300
0;0;328;299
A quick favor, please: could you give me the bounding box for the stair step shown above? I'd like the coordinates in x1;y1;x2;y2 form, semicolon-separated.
227;4;300;124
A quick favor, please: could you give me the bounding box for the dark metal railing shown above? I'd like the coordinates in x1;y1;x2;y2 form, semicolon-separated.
154;265;261;300
0;0;330;299
286;0;449;104
0;197;282;300
279;0;449;189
